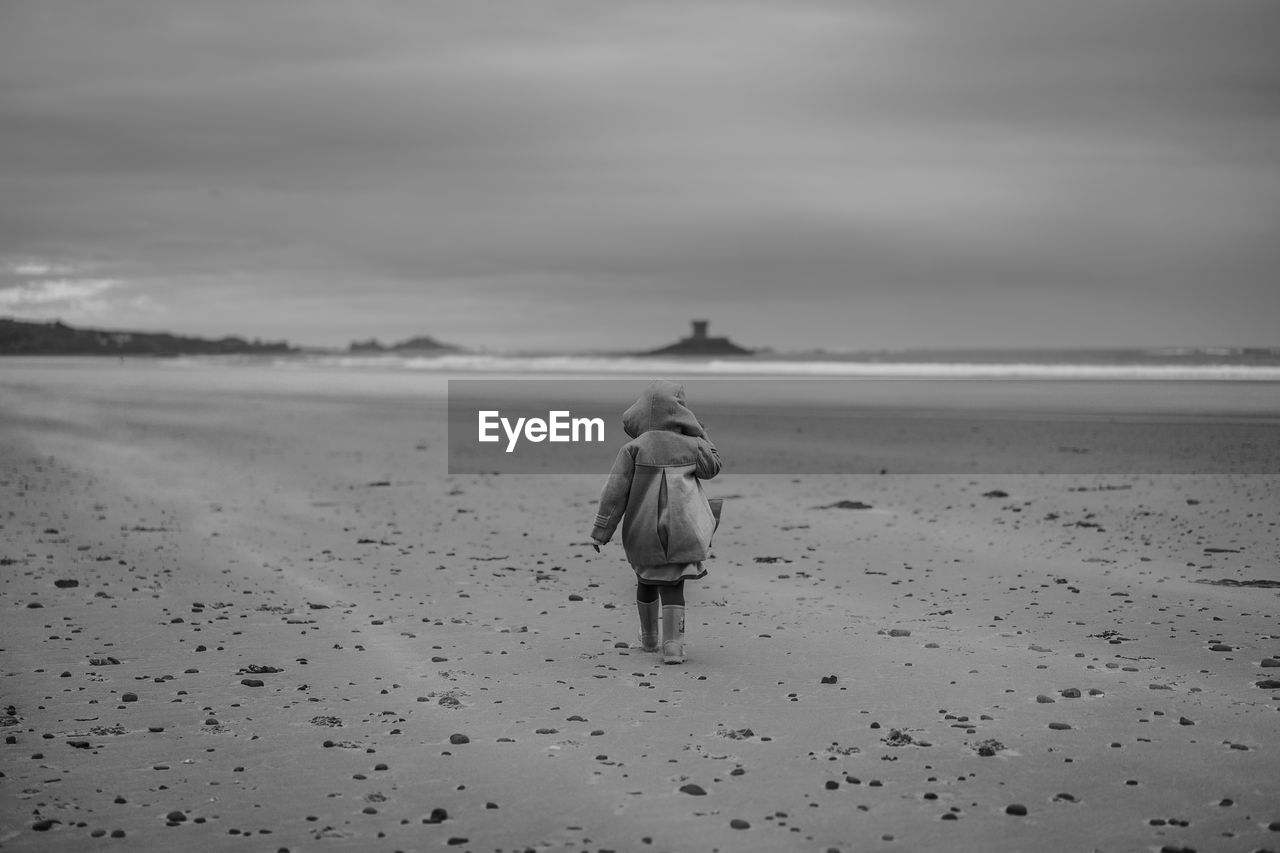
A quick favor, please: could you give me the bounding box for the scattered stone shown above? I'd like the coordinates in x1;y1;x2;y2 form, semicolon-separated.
1036;694;1056;704
887;629;911;637
166;810;187;823
881;729;927;747
820;675;838;684
54;579;79;588
1255;679;1280;689
1149;683;1173;690
424;807;448;823
449;734;470;745
1209;644;1233;652
1060;688;1081;699
1179;717;1195;726
90;657;121;666
568;594;583;602
974;739;1005;757
1048;722;1072;730
121;692;138;703
1261;658;1279;668
679;784;707;796
729;819;751;829
718;728;755;740
1006;804;1028;816
241;679;265;688
819;500;873;510
983;490;1009;498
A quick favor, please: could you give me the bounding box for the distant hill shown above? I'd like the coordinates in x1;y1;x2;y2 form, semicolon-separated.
0;317;295;356
642;320;753;356
348;334;461;353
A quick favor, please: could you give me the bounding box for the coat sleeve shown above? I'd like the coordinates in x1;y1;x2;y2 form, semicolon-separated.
693;435;721;480
591;444;636;542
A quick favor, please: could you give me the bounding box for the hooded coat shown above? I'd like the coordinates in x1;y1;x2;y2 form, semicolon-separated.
591;380;721;582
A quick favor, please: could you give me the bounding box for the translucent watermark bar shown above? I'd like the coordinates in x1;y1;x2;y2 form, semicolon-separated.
446;379;1280;475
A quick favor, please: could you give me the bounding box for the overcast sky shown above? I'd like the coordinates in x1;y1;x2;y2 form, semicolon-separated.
1;0;1277;351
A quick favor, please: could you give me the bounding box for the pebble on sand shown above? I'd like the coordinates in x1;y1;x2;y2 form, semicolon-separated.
241;679;265;688
680;784;707;795
1006;804;1028;816
729;819;750;829
449;733;470;744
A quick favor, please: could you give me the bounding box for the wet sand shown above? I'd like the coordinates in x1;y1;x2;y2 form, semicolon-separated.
2;358;1279;852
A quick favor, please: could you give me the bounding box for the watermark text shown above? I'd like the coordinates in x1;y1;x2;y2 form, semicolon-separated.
478;410;605;453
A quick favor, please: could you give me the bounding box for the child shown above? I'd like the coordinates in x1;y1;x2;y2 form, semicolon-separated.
590;380;721;664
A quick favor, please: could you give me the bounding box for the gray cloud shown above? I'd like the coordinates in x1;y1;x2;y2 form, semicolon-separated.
1;0;1277;348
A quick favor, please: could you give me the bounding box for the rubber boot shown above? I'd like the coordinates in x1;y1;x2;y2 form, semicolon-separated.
661;605;686;664
635;599;660;652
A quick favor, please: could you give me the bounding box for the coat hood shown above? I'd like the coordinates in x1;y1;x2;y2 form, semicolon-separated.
622;379;705;439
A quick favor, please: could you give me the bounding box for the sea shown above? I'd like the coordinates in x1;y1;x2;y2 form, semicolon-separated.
241;347;1280;381
3;348;1277;474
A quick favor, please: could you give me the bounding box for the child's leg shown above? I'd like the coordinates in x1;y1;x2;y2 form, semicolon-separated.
660;581;686;664
635;581;660;651
636;581;658;603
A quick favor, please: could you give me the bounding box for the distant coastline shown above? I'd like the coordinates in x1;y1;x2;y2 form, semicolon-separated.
4;317;1277;375
0;317;294;356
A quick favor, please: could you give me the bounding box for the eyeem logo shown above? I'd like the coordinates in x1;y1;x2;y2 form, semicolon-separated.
478;410;605;453
447;378;1274;475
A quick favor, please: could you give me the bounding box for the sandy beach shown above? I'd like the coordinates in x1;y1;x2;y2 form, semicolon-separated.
2;358;1279;853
